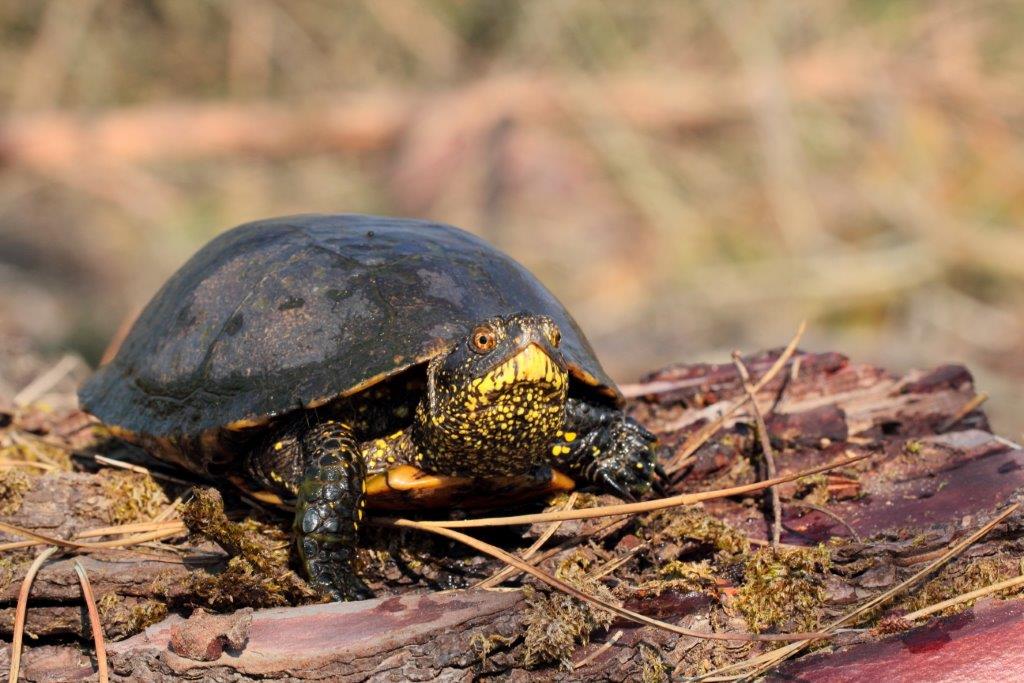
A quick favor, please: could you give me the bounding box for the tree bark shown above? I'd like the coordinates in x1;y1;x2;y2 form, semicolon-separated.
3;350;1023;681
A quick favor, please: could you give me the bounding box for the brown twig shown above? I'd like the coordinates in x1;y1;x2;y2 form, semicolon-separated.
666;321;806;475
731;351;782;547
73;560;109;683
8;546;59;683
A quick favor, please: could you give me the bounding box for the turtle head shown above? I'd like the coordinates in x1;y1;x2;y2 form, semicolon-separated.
415;314;570;476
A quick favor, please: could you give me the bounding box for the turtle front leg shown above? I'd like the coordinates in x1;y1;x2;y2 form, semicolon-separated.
294;420;373;601
547;398;660;501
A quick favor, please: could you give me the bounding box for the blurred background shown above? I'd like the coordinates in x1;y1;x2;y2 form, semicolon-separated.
0;1;1022;434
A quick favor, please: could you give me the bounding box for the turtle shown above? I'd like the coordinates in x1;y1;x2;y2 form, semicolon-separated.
79;214;662;599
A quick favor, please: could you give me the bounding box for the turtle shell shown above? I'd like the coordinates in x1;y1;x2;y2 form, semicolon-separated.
80;214;620;443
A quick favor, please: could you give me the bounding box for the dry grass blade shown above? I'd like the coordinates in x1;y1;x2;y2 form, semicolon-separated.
586;544;645;580
786;499;860;540
386;517;830;643
0;520;185;552
696;502;1021;681
75;520;185;538
747;536;803;550
574;629;624;668
667;321;806;473
938;392;989;432
73;560;109;683
732;351;782;546
155;490;191;522
786;501;862;543
12;354;82;407
408;451;867;529
8;546;58;683
618;321;806;400
474;492;578;589
0;459;57;471
902;573;1024;623
93;454;194;486
0;519;185;552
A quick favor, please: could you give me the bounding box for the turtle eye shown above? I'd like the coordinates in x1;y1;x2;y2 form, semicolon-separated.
470;326;498;353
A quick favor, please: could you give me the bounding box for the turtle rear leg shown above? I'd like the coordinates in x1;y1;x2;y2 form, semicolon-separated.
294;420;372;601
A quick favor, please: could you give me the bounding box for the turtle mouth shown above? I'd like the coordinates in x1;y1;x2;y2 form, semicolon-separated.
473;342;567;397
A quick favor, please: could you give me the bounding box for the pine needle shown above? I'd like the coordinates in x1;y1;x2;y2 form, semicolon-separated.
73;560;109;683
732;352;782;546
664;320;806;473
0;519;185;552
474;492;578;589
902;573;1024;623
8;546;58;683
405;451;867;529
574;629;624;668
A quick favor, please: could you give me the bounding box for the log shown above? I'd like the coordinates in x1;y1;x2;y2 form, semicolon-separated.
3;349;1024;680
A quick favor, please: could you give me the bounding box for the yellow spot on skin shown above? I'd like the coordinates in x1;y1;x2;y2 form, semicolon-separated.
273;442;284;451
564;432;577;442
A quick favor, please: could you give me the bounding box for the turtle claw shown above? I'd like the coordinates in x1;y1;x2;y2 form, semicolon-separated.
584;416;661;500
598;470;637;502
651;477;668;497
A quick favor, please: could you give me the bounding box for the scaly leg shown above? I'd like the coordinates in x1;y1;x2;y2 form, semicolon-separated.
293;420;372;600
547;398;660;500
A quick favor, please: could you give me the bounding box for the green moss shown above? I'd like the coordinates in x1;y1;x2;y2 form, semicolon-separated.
904;440;924;455
733;545;830;633
521;552;615;669
793;473;831;506
639;643;669;683
470;631;516;666
0;468;32;515
547;491;602;509
655;559;718;592
97;593;169;639
640;505;749;558
101;469;169;524
0;555;23;593
0;438;72;472
178;487;319;609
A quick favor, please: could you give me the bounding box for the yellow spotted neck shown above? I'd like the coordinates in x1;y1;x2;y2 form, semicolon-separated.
415;343;569;477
